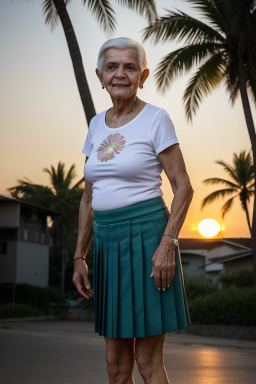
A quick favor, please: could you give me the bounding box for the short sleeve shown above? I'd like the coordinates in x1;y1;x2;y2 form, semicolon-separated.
149;109;179;156
82;118;94;156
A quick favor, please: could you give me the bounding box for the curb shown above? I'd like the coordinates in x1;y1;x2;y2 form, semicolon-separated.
184;324;256;341
0;316;55;323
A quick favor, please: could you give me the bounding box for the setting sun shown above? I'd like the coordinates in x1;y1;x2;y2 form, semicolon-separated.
198;218;221;238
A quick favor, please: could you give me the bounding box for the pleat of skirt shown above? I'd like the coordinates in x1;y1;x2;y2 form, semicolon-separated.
93;196;191;339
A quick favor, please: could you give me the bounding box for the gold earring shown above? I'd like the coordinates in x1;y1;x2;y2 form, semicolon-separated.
140;85;144;89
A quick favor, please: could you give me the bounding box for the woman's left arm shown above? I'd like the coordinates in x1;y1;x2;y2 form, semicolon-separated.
158;143;194;239
151;143;194;291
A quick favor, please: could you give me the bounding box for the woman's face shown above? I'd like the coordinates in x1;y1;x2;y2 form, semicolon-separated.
96;47;148;101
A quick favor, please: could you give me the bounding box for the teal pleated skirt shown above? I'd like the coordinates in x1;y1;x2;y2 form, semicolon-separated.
93;196;191;338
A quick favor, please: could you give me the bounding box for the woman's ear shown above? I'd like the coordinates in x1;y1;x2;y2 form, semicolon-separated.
95;68;103;86
139;68;150;88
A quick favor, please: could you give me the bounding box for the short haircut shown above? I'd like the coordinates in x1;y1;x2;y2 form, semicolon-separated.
97;37;147;73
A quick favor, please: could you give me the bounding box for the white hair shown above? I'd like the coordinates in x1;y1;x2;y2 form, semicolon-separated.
97;37;147;73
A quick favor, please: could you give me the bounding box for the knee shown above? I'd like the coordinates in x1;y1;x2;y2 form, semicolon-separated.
105;348;132;380
106;349;121;379
135;350;153;383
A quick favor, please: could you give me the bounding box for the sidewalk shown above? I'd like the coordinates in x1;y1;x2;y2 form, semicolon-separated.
1;319;256;350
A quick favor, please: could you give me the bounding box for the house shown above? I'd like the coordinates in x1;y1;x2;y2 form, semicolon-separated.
207;238;252;276
178;238;252;288
0;195;61;288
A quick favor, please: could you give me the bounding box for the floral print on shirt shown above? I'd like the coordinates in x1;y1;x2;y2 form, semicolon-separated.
97;133;126;162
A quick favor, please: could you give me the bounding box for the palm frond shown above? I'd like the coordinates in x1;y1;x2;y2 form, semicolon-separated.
7;180;54;206
84;0;116;34
116;0;157;23
154;42;223;91
42;0;59;31
184;0;229;34
183;51;225;121
43;166;56;190
215;0;256;36
220;47;242;107
64;164;77;189
214;160;239;182
232;150;255;185
224;62;240;107
201;148;255;222
247;181;256;190
246;41;256;106
201;188;237;209
71;177;85;190
142;10;225;45
250;0;256;13
202;177;239;189
247;67;256;107
42;0;73;31
43;162;66;192
220;194;238;219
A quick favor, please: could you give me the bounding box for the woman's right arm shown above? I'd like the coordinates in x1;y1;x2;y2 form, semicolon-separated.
72;156;94;300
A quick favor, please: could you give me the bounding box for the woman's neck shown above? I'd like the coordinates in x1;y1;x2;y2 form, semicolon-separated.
110;96;138;118
105;96;147;128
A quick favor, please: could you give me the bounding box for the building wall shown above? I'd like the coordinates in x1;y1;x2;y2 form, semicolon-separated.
0;203;19;227
224;257;253;275
0;241;17;283
16;241;49;287
181;254;205;277
205;244;243;264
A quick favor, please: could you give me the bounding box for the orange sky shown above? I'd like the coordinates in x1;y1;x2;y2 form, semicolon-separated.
0;0;254;238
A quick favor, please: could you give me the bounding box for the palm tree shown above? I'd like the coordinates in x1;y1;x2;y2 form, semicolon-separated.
42;0;157;125
201;150;255;233
8;161;84;292
8;161;84;227
142;0;256;275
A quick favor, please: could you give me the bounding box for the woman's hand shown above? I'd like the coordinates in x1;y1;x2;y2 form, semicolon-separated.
72;259;94;300
150;238;176;291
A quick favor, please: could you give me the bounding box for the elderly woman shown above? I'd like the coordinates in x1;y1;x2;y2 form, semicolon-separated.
72;37;194;384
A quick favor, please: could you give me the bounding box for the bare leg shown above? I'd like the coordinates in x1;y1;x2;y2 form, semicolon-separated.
135;333;169;384
104;336;136;384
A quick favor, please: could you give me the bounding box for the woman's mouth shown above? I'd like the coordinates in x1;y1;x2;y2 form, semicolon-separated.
112;84;129;87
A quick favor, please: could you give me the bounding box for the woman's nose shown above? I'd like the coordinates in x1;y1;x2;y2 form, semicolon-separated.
115;65;126;78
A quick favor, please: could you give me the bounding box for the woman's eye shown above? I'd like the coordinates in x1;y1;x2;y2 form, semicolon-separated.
127;66;134;71
107;65;115;70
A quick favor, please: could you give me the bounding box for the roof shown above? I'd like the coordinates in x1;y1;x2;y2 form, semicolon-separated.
209;250;252;263
179;238;251;251
0;195;62;216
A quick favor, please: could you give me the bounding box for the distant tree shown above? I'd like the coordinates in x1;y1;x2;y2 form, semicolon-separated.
42;0;157;125
142;0;256;276
8;162;84;292
201;150;255;234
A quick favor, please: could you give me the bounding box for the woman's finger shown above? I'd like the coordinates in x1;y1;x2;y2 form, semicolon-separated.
83;274;91;290
161;270;167;291
167;269;172;287
153;270;161;290
73;265;93;299
171;262;176;281
76;280;91;299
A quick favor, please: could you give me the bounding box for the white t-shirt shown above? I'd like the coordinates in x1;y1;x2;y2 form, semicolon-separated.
82;103;179;211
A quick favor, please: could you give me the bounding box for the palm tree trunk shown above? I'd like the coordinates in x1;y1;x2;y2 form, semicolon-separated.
53;0;96;125
238;36;256;277
244;200;252;234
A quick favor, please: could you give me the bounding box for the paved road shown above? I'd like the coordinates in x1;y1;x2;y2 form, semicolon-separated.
1;320;256;384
